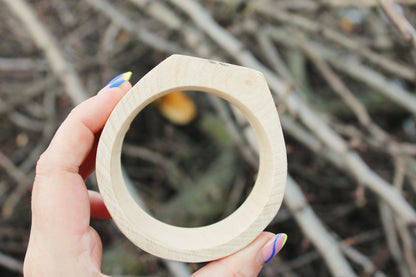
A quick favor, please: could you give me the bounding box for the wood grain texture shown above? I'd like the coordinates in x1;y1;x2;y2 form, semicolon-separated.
96;54;287;262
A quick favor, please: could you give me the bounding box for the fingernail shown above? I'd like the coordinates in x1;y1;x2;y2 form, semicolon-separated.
261;233;287;263
106;71;132;88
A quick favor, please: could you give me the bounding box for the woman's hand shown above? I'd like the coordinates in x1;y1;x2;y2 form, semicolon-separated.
23;72;286;277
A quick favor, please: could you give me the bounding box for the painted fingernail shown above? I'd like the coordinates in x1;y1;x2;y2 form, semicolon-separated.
261;233;287;263
106;71;132;88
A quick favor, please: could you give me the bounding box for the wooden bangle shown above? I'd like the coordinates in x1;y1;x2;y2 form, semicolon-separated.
96;55;287;263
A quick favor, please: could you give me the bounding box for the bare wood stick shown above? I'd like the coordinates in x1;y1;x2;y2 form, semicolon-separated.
340;242;388;277
397;219;416;276
0;151;33;218
0;152;32;191
379;202;412;277
0;57;47;71
2;0;87;105
285;177;357;277
378;0;416;50
168;0;416;223
0;251;23;274
393;156;406;191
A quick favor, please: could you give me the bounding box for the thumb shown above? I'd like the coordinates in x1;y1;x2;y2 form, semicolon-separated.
192;232;287;277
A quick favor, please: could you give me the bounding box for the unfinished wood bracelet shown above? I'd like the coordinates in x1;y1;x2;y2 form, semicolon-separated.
96;55;287;263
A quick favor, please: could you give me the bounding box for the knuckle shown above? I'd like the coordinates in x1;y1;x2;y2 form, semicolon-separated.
35;152;50;179
230;272;245;277
217;259;247;277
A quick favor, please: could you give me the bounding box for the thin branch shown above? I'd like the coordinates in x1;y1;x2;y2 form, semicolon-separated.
379;202;412;277
378;0;416;51
397;219;416;276
0;151;33;218
0;252;23;274
0;57;47;71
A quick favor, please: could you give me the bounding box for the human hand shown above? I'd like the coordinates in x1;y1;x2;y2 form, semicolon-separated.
23;72;287;277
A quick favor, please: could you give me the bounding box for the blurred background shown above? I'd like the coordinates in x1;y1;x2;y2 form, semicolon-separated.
1;0;416;276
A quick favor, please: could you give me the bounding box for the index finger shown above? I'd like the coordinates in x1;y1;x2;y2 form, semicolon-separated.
43;84;131;172
32;80;131;234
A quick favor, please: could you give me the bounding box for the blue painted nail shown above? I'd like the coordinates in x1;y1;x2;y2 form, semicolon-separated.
109;79;125;88
107;71;132;88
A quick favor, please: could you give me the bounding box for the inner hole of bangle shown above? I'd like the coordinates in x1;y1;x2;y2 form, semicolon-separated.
120;90;259;228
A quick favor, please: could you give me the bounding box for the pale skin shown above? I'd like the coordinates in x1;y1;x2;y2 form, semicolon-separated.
24;81;279;277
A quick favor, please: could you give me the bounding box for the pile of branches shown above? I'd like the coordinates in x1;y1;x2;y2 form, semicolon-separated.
1;0;416;276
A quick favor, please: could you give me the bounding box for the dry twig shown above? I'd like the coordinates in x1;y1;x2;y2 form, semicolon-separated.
378;0;416;51
0;252;23;274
